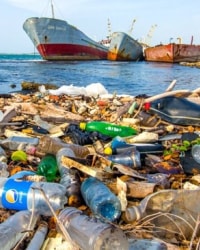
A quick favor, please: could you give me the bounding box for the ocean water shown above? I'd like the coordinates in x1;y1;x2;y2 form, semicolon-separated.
0;53;200;96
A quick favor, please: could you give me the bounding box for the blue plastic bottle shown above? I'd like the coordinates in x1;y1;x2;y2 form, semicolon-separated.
104;136;164;155
81;177;121;222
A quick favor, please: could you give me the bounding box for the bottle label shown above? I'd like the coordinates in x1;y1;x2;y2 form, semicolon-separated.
2;179;33;210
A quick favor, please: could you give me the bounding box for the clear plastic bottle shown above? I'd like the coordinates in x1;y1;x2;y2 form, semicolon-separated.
58;207;129;250
0;210;39;250
0;145;8;178
79;121;137;138
0;136;39;151
81;177;121;222
0;177;67;216
36;135;90;157
56;148;82;206
0;162;9;177
37;154;58;182
124;189;200;240
0;145;7;162
107;148;141;169
26;221;48;250
33;114;55;132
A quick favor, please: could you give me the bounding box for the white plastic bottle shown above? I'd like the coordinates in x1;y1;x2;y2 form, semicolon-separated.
58;207;129;250
0;210;39;250
0;177;67;216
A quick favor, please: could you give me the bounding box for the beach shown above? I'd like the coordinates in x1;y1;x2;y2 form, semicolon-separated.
0;78;200;249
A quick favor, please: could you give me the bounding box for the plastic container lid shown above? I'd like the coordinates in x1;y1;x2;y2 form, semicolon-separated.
79;122;86;130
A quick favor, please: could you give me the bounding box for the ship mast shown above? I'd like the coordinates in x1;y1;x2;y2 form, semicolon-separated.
50;0;55;18
107;18;112;39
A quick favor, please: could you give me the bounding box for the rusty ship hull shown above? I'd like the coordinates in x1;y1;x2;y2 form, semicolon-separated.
144;43;200;63
107;32;143;61
23;17;108;61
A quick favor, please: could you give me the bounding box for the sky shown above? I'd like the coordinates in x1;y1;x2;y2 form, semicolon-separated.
1;0;200;53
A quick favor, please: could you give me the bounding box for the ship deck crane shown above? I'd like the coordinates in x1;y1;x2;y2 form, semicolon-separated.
128;19;136;36
145;24;157;46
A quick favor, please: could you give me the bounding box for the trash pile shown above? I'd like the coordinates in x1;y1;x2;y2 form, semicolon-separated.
0;81;200;249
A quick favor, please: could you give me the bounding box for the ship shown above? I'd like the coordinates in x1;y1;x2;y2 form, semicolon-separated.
23;3;108;61
107;32;144;61
144;41;200;63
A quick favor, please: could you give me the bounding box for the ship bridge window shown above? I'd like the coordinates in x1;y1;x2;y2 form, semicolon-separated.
48;25;55;30
56;26;66;31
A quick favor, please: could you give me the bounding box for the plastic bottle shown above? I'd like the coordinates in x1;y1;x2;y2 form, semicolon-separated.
0;162;9;177
36;135;90;157
0;136;39;151
104;136;164;155
0;177;67;216
79;121;137;138
124;189;200;240
37;154;58;182
0;210;39;250
0;145;7;162
107;148;141;169
58;207;129;250
56;148;82;206
81;177;121;222
9;170;37;179
26;221;48;250
106;136;135;154
33;114;55;132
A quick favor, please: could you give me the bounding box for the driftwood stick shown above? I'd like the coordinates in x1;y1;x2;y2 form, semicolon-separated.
144;89;190;103
165;79;177;92
192;87;200;93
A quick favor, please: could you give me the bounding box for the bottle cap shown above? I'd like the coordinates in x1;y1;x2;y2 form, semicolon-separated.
104;147;113;155
79;122;86;130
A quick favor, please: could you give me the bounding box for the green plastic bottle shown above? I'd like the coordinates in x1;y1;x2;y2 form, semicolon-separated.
37;154;59;182
79;121;137;138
